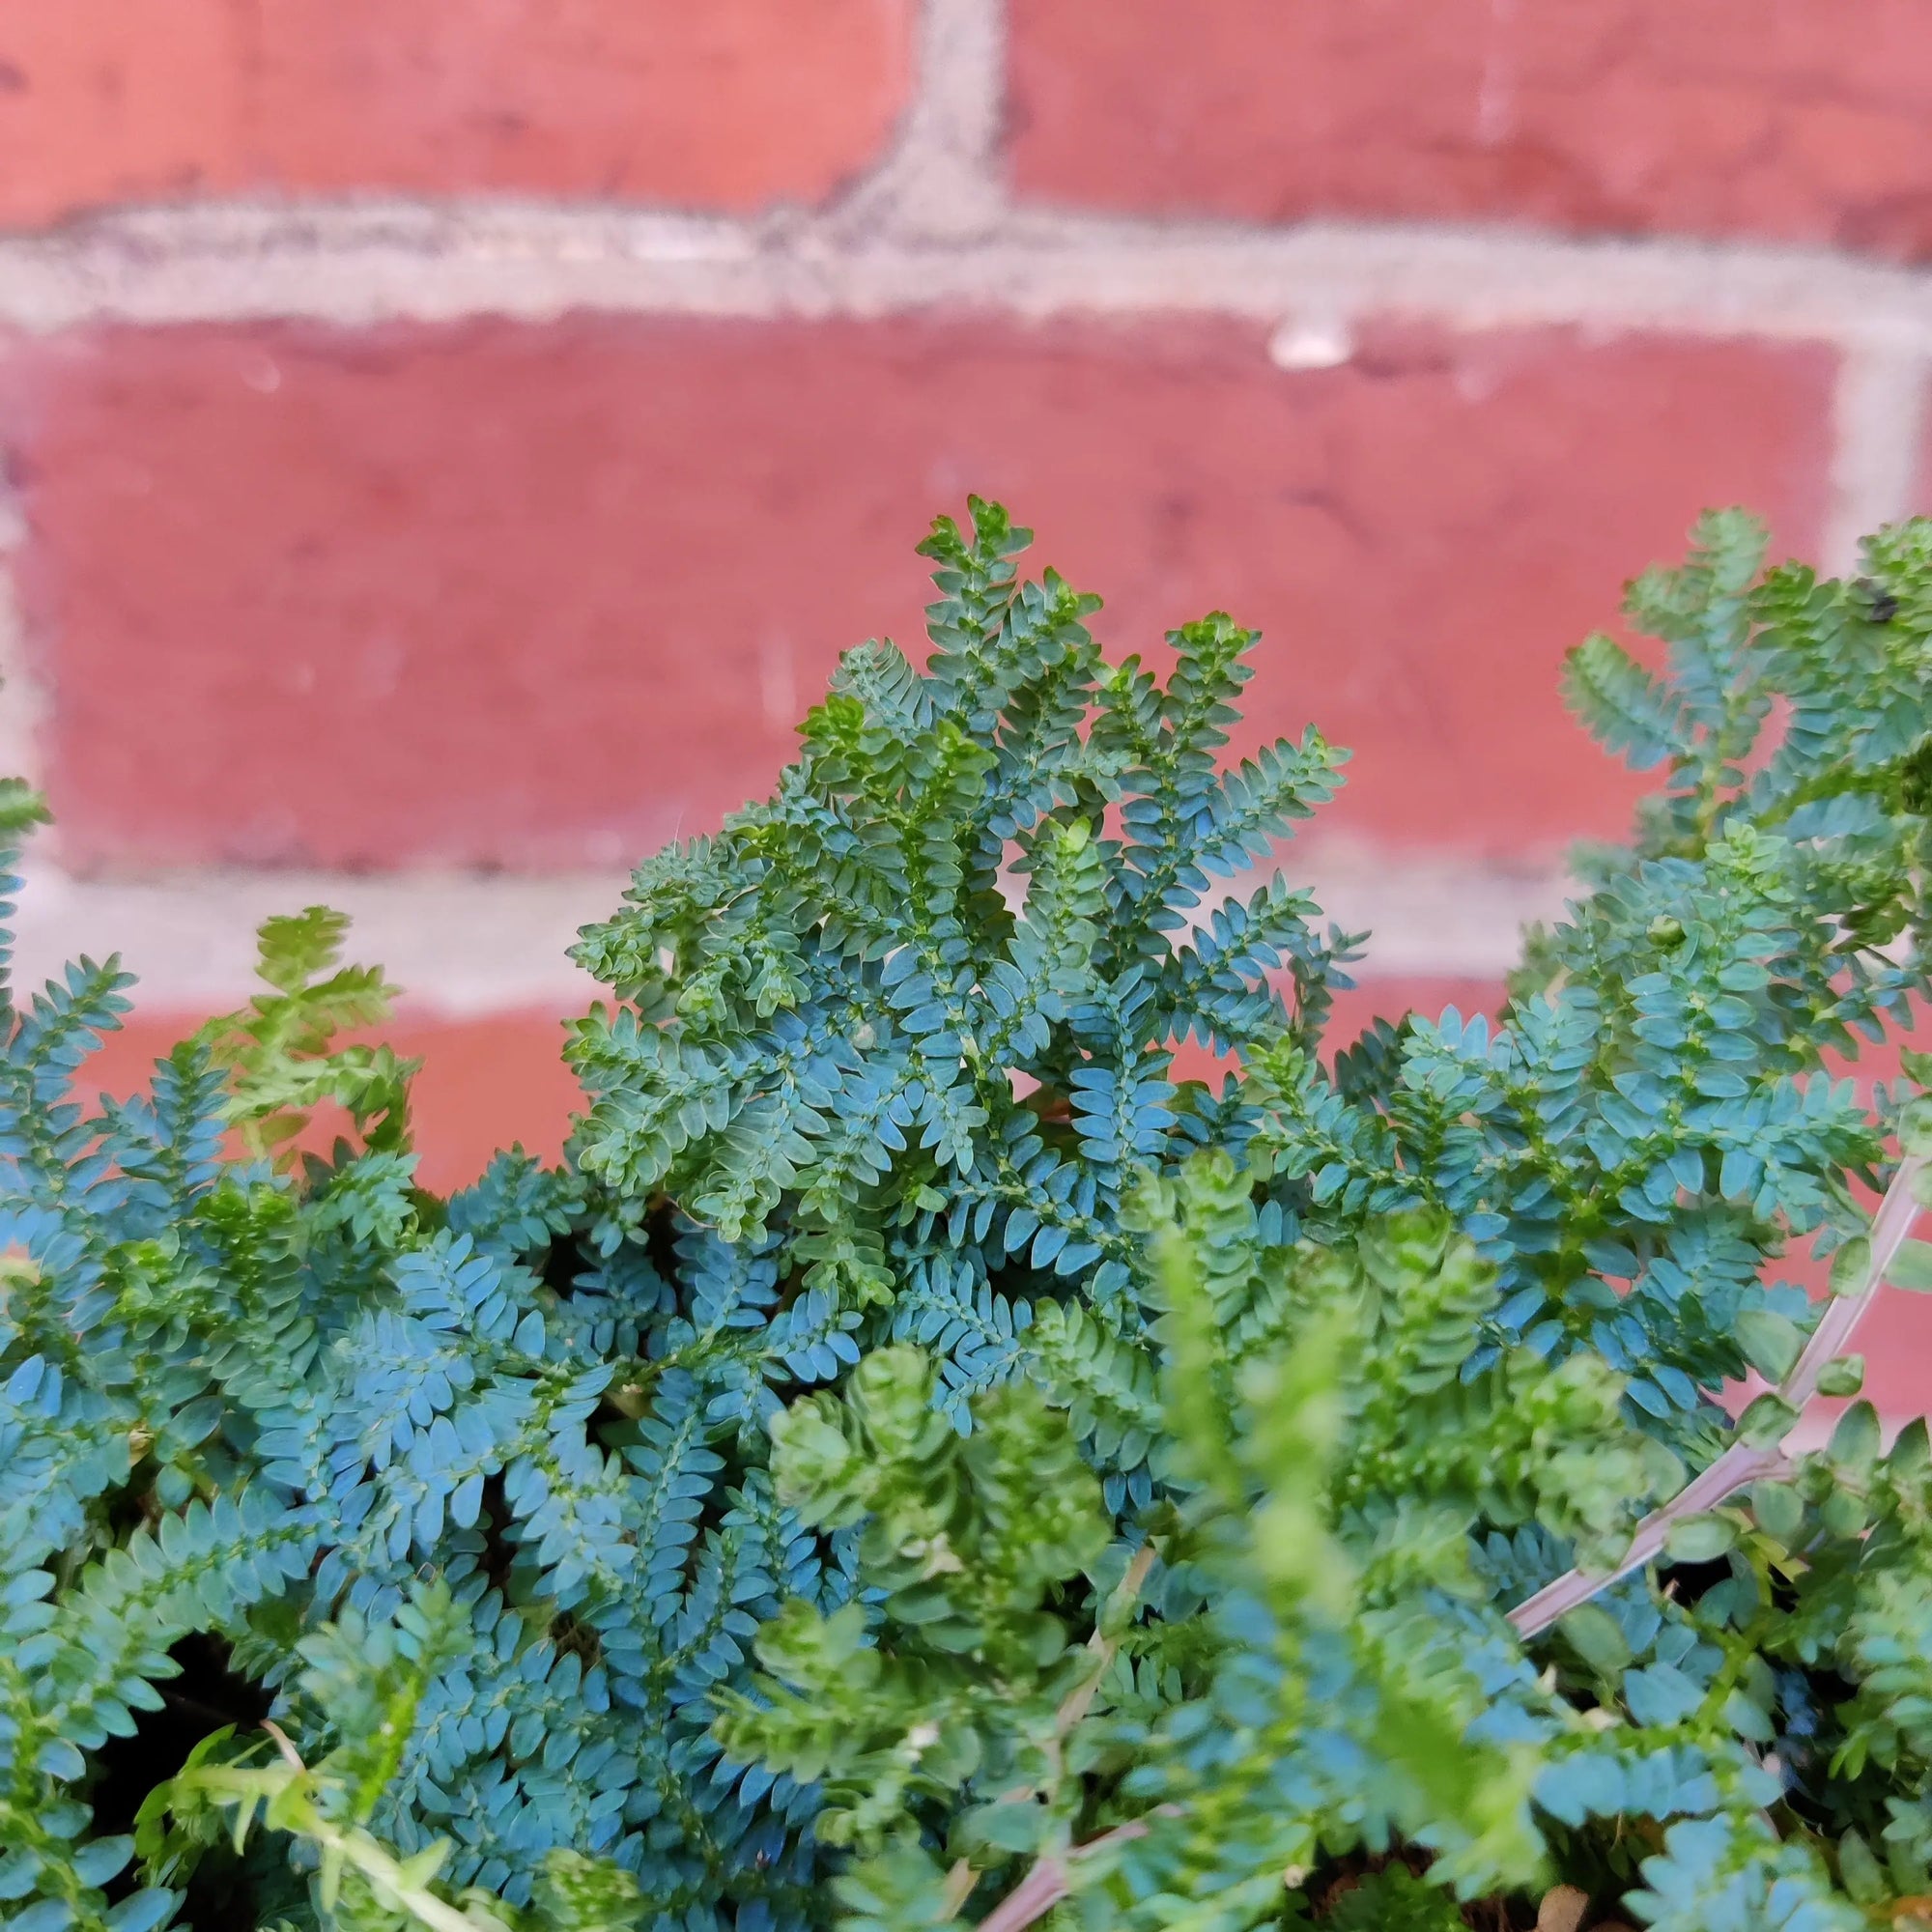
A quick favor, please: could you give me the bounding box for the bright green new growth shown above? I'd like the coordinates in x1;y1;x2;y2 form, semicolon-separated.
190;906;417;1166
2;499;1929;1932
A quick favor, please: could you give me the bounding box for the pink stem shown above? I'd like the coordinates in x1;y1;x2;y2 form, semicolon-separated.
975;1819;1154;1932
1508;1153;1926;1639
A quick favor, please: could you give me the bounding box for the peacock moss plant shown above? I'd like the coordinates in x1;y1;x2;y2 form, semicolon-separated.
1;501;1928;1932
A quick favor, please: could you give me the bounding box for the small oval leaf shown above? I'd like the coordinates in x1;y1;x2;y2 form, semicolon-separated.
1664;1513;1738;1564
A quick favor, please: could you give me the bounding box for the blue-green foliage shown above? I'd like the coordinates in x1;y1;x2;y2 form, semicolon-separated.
0;1033;842;1931
718;1156;1932;1932
1241;511;1926;1470
568;499;1352;1489
0;872;828;1927
706;510;1932;1930
1;502;1356;1932
1;501;1928;1932
716;1181;1668;1926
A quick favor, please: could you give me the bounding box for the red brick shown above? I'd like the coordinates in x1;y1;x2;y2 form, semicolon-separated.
1009;0;1932;256
2;315;1831;868
1321;979;1505;1053
0;0;910;225
0;4;241;223
87;1009;581;1197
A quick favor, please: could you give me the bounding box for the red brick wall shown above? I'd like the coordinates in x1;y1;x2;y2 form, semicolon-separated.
7;316;1830;869
0;1;1925;1392
0;0;910;222
1009;0;1932;254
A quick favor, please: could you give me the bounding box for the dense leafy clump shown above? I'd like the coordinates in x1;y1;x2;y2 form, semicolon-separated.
565;501;1352;1460
1;501;1928;1932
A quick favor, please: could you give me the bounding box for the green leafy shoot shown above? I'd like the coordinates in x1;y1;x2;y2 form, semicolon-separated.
192;906;417;1165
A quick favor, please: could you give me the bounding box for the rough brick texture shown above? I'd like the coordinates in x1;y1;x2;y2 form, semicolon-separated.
0;0;911;225
3;315;1831;869
1009;0;1932;256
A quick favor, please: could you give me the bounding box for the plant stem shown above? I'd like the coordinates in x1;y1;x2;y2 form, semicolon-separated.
1508;1151;1927;1639
941;1858;980;1918
943;1541;1161;1921
977;1817;1158;1932
199;1727;515;1932
309;1819;510;1932
1055;1540;1158;1737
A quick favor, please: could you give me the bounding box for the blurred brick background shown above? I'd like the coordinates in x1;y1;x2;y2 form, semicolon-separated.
2;0;1928;1402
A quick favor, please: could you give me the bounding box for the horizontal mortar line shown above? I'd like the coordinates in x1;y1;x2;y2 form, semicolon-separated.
8;852;1569;1017
4;201;1932;344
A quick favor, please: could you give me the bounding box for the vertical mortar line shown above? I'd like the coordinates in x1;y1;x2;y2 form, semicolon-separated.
836;0;1009;241
1822;333;1932;573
